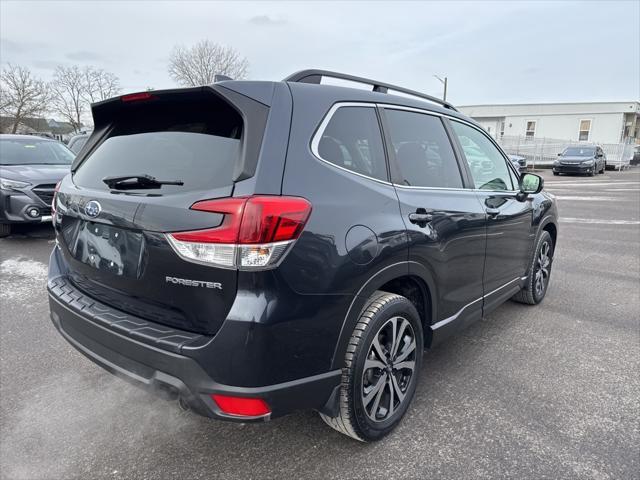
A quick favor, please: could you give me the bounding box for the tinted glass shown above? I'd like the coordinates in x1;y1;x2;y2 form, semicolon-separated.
385;109;462;188
0;138;75;165
317;107;387;181
73;100;242;193
563;146;595;156
451;121;514;191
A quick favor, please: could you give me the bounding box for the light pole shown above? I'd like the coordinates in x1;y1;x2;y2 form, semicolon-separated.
433;75;447;102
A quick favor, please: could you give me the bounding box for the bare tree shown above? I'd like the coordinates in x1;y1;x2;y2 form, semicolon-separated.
0;64;49;134
83;67;120;103
168;40;249;86
50;65;86;131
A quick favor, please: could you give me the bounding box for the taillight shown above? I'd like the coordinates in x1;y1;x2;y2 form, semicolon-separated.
51;180;61;223
211;394;271;417
166;196;312;270
121;92;157;103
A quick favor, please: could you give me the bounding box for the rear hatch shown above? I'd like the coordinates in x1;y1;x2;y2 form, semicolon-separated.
54;87;269;334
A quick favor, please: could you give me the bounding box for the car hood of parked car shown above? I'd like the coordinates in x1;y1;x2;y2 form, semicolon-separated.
0;164;70;183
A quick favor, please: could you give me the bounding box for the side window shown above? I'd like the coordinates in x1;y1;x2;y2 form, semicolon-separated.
316;106;388;181
384;109;463;188
450;120;514;191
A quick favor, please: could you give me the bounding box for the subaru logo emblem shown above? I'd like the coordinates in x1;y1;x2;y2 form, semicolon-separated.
85;200;101;218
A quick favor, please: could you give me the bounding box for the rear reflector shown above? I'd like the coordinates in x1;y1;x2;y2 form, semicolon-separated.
121;92;157;103
166;196;311;270
211;394;271;417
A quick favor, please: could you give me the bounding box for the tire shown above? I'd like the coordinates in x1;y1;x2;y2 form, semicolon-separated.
320;291;423;441
553;172;559;176
0;223;11;238
512;230;554;305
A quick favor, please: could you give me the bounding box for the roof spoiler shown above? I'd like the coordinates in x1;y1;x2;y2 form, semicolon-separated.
74;85;269;182
284;69;458;112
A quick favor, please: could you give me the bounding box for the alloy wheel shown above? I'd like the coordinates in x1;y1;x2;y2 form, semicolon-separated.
361;316;416;422
534;240;551;297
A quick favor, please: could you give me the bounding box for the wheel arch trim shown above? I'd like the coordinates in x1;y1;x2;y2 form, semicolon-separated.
330;261;438;370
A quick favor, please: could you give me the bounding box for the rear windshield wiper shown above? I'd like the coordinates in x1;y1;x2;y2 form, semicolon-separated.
102;174;184;190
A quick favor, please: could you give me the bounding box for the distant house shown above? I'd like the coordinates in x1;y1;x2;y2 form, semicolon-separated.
0;116;81;141
458;101;640;145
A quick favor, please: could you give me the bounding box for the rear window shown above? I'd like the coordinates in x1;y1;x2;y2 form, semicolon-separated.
73;98;243;193
315;106;388;181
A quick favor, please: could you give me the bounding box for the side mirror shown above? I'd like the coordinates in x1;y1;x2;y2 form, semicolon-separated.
557;152;562;156
596;153;603;158
519;173;543;195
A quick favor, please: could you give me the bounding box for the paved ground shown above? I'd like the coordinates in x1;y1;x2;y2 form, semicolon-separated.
1;169;639;480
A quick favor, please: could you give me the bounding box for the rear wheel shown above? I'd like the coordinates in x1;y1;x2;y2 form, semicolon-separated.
320;291;423;441
0;223;11;238
512;230;554;305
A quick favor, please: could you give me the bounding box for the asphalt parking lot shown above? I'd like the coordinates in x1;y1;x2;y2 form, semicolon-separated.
1;169;638;480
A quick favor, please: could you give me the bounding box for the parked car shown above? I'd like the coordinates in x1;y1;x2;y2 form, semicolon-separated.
67;132;91;154
553;145;606;176
0;134;74;237
48;70;558;441
508;154;527;173
631;145;640;166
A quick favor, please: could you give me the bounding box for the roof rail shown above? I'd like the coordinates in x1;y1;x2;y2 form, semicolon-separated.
283;69;458;112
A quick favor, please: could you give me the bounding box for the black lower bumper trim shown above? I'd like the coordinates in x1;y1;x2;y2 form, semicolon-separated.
49;292;341;421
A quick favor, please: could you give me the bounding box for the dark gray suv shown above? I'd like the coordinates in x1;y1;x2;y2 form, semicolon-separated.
48;70;559;441
0;135;74;237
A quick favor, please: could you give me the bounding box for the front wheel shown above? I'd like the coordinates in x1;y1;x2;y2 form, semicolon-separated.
320;291;423;441
512;230;554;305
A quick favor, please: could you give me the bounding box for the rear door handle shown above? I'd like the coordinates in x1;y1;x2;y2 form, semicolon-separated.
486;207;500;218
408;209;434;226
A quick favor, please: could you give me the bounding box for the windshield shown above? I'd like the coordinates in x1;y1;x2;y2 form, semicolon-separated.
0;138;75;165
563;147;595;157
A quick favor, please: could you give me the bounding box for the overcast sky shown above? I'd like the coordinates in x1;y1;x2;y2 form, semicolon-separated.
1;0;638;105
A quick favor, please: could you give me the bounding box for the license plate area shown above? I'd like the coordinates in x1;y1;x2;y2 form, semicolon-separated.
72;221;144;277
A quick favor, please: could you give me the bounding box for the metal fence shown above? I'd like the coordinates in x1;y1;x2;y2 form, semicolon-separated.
494;135;636;170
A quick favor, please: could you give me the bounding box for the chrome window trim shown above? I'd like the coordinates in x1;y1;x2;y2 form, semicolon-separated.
310;101;523;193
309;102;393;186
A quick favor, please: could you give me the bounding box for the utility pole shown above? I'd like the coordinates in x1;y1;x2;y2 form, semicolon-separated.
433;75;447;101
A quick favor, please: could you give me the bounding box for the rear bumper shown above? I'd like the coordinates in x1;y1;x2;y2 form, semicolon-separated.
48;253;341;421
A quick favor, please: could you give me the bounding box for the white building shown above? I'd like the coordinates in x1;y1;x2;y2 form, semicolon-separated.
458;101;640;145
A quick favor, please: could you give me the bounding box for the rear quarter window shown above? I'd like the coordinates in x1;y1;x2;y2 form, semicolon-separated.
315;106;388;182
